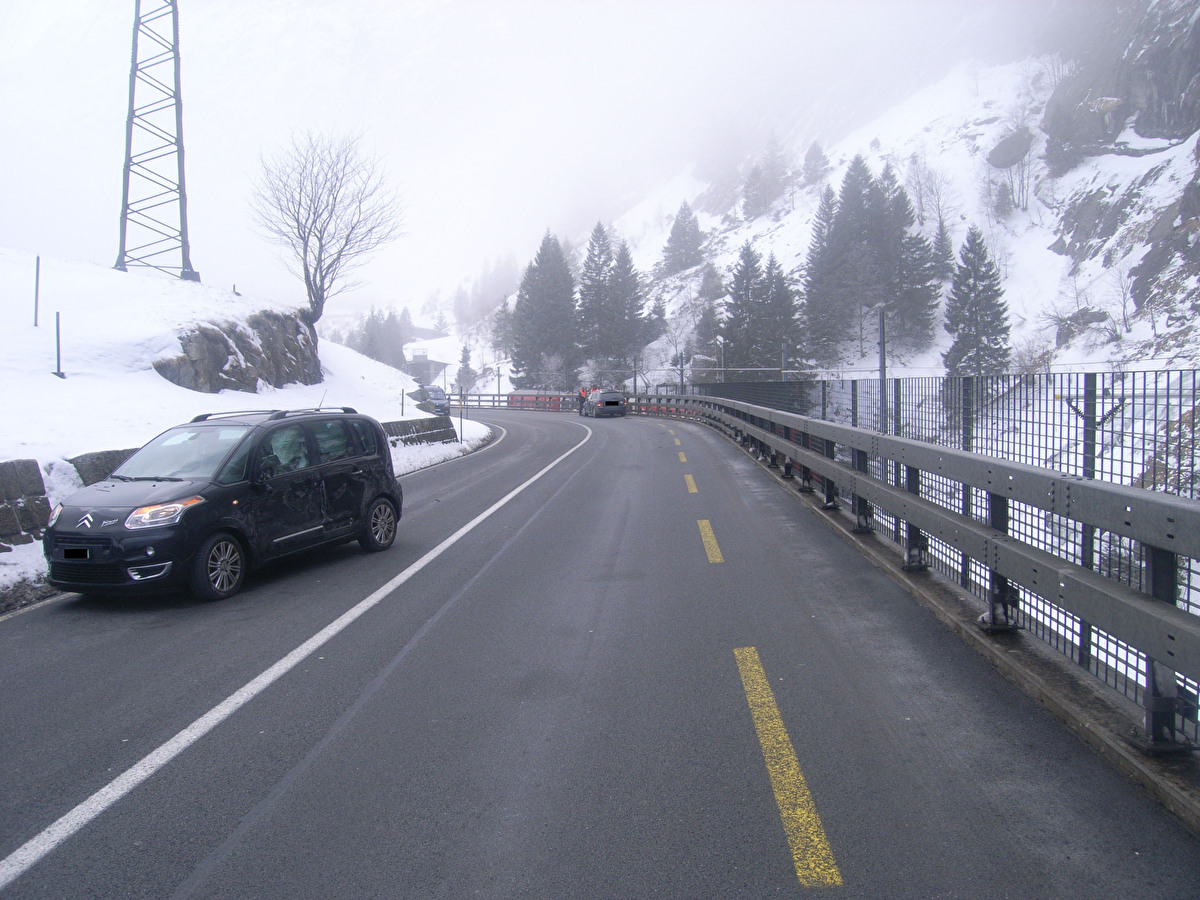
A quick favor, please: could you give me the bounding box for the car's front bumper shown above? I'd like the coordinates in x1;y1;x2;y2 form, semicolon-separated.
43;526;191;593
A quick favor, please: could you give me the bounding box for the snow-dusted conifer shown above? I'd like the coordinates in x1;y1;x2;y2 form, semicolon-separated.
662;201;704;274
943;226;1010;375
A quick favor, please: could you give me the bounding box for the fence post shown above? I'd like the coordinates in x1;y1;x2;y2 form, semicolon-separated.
850;381;868;527
960;376;974;589
1077;373;1098;671
53;311;66;379
893;378;904;543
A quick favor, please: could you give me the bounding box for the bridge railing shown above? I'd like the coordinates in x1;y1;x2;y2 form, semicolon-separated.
628;390;1200;750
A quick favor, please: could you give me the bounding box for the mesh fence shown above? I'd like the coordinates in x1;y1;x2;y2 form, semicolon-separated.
695;370;1200;742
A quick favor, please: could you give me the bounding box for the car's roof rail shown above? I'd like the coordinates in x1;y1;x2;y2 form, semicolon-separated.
190;410;282;422
267;407;358;420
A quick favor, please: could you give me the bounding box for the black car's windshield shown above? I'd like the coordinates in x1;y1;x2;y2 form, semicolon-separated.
426;387;446;399
112;425;251;480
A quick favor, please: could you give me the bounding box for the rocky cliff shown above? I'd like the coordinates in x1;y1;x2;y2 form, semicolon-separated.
152;310;323;393
1042;0;1200;359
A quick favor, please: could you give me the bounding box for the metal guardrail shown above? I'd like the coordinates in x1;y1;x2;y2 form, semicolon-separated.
452;392;577;412
627;392;1200;751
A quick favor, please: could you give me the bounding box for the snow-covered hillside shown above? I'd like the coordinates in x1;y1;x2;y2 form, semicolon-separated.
611;57;1199;380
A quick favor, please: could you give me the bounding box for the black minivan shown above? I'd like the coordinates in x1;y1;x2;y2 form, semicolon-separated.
42;408;403;600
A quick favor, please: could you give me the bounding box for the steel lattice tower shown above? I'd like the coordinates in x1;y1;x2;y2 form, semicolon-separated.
113;0;200;281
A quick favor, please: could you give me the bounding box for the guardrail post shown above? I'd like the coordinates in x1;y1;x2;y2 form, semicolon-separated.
981;491;1018;632
852;446;873;532
1140;545;1188;751
797;431;814;493
821;436;838;510
902;464;929;571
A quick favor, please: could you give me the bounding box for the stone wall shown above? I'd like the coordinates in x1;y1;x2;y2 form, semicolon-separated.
0;460;51;554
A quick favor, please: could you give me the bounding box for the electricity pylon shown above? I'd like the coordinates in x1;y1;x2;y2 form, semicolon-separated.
113;0;200;281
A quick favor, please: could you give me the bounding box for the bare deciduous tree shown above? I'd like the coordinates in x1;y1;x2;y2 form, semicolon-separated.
252;132;402;327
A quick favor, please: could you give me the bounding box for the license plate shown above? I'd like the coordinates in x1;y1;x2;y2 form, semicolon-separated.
64;548;89;560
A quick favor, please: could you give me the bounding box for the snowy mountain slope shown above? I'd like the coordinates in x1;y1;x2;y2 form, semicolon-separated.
612;53;1200;379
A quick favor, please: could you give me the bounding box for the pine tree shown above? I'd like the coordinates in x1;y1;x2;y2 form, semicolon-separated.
895;230;941;352
491;298;513;358
662;201;704;274
876;166;939;352
933;216;955;281
578;222;614;360
721;242;764;378
943;226;1010;375
758;134;789;210
608;240;647;366
761;253;798;370
828;155;885;319
455;345;478;393
698;263;725;301
803;185;842;366
511;232;579;389
692;299;722;382
741;164;766;219
802;140;830;184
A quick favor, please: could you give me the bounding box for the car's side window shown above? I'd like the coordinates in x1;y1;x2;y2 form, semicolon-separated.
313;419;354;463
350;419;378;456
216;434;254;484
260;424;311;475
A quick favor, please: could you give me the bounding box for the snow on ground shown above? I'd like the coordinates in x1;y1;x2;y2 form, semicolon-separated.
0;247;491;591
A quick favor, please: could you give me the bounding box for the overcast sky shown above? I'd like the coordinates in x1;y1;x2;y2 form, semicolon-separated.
0;1;1070;326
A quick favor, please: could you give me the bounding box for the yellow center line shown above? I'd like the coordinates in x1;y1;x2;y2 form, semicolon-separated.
697;519;723;563
734;646;842;888
678;451;687;463
684;474;698;494
674;438;681;446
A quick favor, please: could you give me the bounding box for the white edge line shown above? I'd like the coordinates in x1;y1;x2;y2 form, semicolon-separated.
0;424;592;891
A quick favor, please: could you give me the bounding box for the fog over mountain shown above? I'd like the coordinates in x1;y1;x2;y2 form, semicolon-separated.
1;0;1103;325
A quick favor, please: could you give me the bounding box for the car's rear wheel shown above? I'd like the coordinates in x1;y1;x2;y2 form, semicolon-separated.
359;497;397;551
191;531;246;601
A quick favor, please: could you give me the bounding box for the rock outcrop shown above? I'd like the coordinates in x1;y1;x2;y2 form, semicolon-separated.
152;311;322;393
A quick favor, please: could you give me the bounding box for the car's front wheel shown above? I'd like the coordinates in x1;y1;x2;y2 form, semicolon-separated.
190;531;246;601
359;497;398;552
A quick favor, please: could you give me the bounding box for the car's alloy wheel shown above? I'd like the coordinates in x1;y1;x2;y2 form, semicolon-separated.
359;497;397;551
191;532;245;600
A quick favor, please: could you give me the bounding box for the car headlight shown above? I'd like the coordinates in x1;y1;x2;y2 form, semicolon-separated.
125;496;205;529
47;504;62;527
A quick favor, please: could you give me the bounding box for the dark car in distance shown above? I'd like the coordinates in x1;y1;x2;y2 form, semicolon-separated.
42;408;402;601
584;389;627;418
420;385;451;416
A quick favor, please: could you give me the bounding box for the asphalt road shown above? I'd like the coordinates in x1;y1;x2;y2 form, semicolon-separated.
2;409;1199;898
